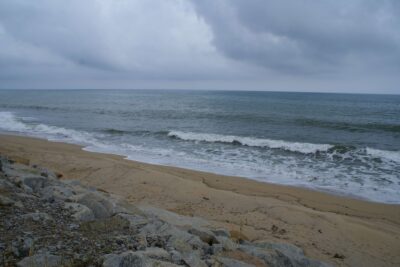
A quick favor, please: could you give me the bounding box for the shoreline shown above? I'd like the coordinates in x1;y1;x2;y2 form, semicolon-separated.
2;131;395;205
82;147;369;205
1;133;400;266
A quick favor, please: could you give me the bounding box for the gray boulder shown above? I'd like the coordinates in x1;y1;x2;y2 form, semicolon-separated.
0;195;15;206
214;257;255;267
11;236;33;258
17;253;62;267
76;192;114;219
140;220;206;253
239;242;331;267
212;229;231;238
103;250;179;267
215;236;238;252
116;213;149;229
65;202;95;221
188;228;219;246
103;251;150;267
181;250;208;267
0;178;16;191
19;176;52;193
41;185;75;201
139;247;171;261
138;205;211;230
21;212;53;222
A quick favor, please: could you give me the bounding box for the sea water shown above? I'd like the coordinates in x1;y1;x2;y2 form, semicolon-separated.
0;89;399;203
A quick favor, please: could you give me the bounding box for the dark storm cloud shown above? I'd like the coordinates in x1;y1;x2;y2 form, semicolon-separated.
191;0;400;75
0;0;399;93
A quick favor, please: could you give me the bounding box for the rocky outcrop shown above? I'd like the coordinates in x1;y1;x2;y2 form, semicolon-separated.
0;155;331;266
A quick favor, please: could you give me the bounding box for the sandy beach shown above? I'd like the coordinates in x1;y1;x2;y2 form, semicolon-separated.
0;134;399;267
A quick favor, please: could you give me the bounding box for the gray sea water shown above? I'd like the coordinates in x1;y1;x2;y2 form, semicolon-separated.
0;89;399;203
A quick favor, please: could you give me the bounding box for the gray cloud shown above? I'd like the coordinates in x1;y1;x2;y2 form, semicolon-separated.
0;1;240;79
0;0;399;93
191;0;400;75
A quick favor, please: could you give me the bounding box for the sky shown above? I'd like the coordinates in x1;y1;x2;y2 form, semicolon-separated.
0;0;399;94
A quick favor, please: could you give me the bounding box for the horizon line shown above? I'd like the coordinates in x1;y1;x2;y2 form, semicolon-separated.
0;88;399;96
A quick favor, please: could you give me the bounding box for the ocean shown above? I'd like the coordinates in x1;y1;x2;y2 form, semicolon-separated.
0;89;399;203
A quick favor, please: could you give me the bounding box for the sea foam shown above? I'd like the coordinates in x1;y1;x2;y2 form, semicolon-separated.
366;147;400;163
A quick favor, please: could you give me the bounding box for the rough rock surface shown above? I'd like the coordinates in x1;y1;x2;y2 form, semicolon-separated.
0;155;331;266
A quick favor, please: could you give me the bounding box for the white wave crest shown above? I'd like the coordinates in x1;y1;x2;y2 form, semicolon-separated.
0;111;98;145
0;111;30;132
366;147;400;163
168;130;332;154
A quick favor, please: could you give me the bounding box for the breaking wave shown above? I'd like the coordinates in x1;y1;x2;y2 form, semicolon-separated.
168;130;332;154
0;111;99;145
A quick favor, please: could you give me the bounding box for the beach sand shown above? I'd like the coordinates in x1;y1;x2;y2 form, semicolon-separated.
0;134;399;266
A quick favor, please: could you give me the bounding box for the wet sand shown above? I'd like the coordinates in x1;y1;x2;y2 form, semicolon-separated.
0;134;399;266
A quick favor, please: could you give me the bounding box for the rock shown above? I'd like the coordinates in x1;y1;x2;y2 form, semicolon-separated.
214;257;255;267
117;213;149;228
170;250;184;265
65;202;95;221
239;242;331;267
255;242;305;260
229;230;249;242
239;244;291;267
15;192;37;200
215;236;238;252
0;195;15;206
17;253;62;267
0;179;16;191
152;223;206;253
76;192;114;219
152;261;181;267
68;223;80;230
63;179;83;186
103;250;181;267
136;233;148;249
21;212;53;222
209;244;224;255
39;168;58;180
188;228;219;246
138;205;211;229
140;247;171;261
20;176;52;193
181;251;208;267
102;251;150;267
41;185;74;201
139;218;203;249
12;236;33;258
212;229;231;238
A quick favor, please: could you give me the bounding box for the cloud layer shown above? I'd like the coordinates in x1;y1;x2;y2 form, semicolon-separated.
0;0;399;93
192;0;400;73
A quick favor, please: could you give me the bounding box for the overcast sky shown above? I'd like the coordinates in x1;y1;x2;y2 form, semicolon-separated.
0;0;399;93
